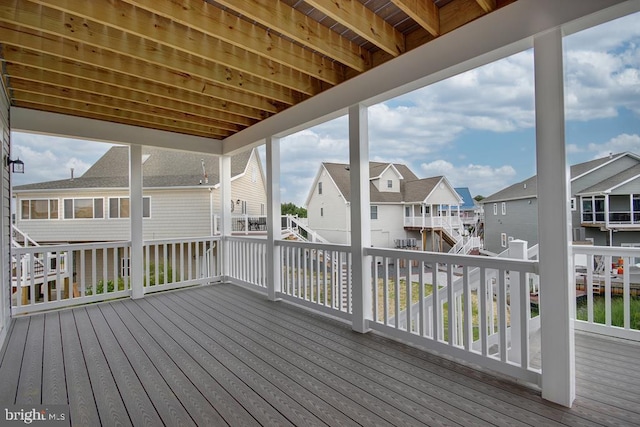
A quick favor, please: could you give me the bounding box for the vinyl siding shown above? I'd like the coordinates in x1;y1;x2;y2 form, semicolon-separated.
371;204;408;247
375;168;401;193
0;85;9;344
483;198;538;254
307;169;349;244
425;182;460;205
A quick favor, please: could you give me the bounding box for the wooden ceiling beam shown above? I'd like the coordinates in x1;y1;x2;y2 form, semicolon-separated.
211;0;371;72
2;44;270;120
7;71;248;132
440;0;486;35
390;0;440;36
304;0;405;56
0;1;316;100
0;24;287;113
475;0;497;13
30;0;344;86
13;95;231;139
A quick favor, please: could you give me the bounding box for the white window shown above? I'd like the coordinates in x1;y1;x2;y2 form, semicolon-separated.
318;181;323;195
251;166;257;183
501;202;506;215
493;203;498;215
320;207;324;217
63;198;104;219
241;200;247;214
260;203;265;216
20;199;58;220
108;197;151;218
371;205;378;220
501;233;507;248
387;180;393;189
570;198;577;211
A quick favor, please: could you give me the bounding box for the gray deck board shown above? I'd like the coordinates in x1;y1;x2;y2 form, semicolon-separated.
1;283;639;426
42;313;68;405
16;315;44;404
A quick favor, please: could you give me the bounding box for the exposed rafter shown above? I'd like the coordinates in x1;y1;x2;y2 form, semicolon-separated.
304;0;406;56
0;0;515;140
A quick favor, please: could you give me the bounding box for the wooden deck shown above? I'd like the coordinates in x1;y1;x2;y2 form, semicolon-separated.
1;284;639;426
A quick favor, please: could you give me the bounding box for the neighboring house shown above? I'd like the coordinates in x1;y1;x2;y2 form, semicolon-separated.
305;161;464;252
481;152;640;253
13;146;267;243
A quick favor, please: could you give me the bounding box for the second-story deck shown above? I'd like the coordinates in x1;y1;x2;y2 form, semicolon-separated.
1;283;638;426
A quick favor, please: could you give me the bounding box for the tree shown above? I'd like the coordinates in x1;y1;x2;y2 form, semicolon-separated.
281;202;307;217
473;195;485;202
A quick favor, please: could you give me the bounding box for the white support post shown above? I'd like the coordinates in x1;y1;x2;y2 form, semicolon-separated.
129;144;144;299
349;104;372;333
534;27;575;407
266;137;282;301
508;239;527;365
220;156;232;281
604;194;610;229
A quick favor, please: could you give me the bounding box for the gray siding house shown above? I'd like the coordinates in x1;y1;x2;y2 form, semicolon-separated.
482;152;640;253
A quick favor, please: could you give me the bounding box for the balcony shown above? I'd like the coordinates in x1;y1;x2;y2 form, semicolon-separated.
582;210;640;228
1;280;638;426
4;236;640;425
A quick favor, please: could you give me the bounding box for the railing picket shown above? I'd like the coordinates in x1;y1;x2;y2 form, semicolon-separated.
479;267;487;357
384;258;389;325
624;255;630;330
587;253;594;323
407;260;412;332
56;252;62;302
43;250;50;303
432;263;439;341
80;249;86;297
419;261;425;337
463;266;471;350
395;258;400;330
520;271;530;369
605;255;612;327
447;263;454;346
498;269;507;362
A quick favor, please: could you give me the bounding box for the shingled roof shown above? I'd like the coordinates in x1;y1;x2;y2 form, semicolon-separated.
14;146;254;191
482;153;633;203
320;161;445;204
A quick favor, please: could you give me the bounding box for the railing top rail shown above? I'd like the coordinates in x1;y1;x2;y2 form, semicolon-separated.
13;240;131;254
365;247;538;273
572;245;640;255
226;235;268;243
144;236;221;245
277;239;350;253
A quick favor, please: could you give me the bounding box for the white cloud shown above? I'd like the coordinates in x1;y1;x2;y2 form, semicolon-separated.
11;133;113;186
420;160;517;197
586;133;640;158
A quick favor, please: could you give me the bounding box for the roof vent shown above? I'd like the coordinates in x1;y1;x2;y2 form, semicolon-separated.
70;168;74;181
523;183;526;189
344;166;350;171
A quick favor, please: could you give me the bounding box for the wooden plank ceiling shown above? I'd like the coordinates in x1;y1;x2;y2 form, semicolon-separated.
0;0;515;140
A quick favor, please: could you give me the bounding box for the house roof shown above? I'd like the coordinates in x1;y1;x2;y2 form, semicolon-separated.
576;163;640;195
319;161;449;204
482;153;629;203
454;187;477;210
13;146;253;191
0;0;513;142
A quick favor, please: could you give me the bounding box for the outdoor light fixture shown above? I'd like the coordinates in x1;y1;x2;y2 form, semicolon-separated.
6;156;24;174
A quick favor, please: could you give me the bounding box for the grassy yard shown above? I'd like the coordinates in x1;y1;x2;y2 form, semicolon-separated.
576;296;640;329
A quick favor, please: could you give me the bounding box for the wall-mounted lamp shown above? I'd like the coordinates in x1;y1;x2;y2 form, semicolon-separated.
236;199;241;204
6;157;24;174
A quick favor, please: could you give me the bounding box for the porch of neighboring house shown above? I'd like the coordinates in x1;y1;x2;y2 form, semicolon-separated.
1;283;638;426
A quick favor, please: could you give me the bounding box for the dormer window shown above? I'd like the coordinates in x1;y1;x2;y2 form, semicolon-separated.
318;182;323;195
387;179;393;189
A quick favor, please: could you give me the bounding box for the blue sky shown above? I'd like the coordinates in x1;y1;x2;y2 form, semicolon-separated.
12;11;640;207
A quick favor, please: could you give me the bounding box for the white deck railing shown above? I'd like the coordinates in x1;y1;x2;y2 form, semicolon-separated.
227;236;267;290
11;236;221;315
365;247;540;385
572;245;640;341
277;240;352;320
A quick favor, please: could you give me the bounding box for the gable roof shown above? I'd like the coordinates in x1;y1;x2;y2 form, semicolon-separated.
576;163;640;195
315;161;451;204
454;187;477;210
482;152;634;203
14;146;254;191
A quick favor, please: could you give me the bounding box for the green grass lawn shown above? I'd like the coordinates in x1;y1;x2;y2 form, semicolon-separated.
576;296;640;329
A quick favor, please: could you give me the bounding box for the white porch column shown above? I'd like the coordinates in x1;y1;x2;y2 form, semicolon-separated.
129;144;144;299
266;137;282;301
349;104;372;333
534;27;575;407
220;155;232;280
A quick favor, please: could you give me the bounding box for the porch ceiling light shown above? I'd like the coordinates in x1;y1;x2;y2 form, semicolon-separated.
6;156;24;174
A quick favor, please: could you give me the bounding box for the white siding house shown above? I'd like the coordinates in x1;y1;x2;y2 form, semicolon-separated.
13;146;266;243
305;161;464;251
